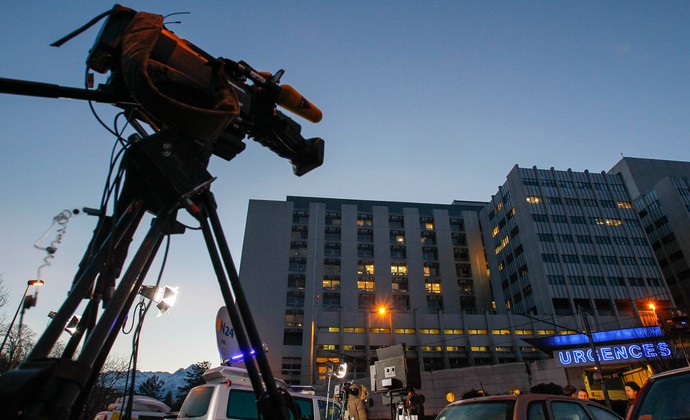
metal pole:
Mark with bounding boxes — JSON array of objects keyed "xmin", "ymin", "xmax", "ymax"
[{"xmin": 582, "ymin": 313, "xmax": 612, "ymax": 409}]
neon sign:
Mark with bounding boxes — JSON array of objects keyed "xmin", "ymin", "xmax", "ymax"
[{"xmin": 555, "ymin": 342, "xmax": 672, "ymax": 367}]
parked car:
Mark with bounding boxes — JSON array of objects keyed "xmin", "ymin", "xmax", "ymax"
[
  {"xmin": 93, "ymin": 395, "xmax": 172, "ymax": 420},
  {"xmin": 626, "ymin": 366, "xmax": 690, "ymax": 420},
  {"xmin": 177, "ymin": 366, "xmax": 341, "ymax": 420},
  {"xmin": 436, "ymin": 393, "xmax": 622, "ymax": 420}
]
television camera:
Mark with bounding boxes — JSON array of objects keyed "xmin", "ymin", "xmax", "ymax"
[{"xmin": 0, "ymin": 4, "xmax": 325, "ymax": 419}]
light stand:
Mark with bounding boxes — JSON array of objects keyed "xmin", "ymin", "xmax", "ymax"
[
  {"xmin": 0, "ymin": 280, "xmax": 44, "ymax": 366},
  {"xmin": 325, "ymin": 362, "xmax": 347, "ymax": 419}
]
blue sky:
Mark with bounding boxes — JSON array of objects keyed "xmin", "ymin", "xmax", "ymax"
[{"xmin": 1, "ymin": 1, "xmax": 689, "ymax": 373}]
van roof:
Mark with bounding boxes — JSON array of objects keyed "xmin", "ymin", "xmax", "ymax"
[{"xmin": 202, "ymin": 366, "xmax": 289, "ymax": 390}]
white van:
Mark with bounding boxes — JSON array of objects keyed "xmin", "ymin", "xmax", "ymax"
[
  {"xmin": 93, "ymin": 395, "xmax": 172, "ymax": 420},
  {"xmin": 177, "ymin": 366, "xmax": 341, "ymax": 420}
]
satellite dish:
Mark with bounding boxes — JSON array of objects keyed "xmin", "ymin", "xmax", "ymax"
[{"xmin": 215, "ymin": 306, "xmax": 240, "ymax": 362}]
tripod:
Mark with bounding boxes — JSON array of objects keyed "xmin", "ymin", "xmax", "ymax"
[{"xmin": 0, "ymin": 128, "xmax": 294, "ymax": 419}]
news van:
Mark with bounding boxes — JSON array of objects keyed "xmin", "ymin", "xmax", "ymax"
[{"xmin": 176, "ymin": 366, "xmax": 341, "ymax": 420}]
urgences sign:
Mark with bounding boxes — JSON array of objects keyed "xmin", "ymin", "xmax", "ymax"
[{"xmin": 555, "ymin": 342, "xmax": 672, "ymax": 367}]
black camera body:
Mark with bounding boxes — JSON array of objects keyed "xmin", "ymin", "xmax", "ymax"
[{"xmin": 87, "ymin": 4, "xmax": 324, "ymax": 176}]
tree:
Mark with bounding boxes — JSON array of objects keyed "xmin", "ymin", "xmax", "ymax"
[
  {"xmin": 175, "ymin": 361, "xmax": 211, "ymax": 409},
  {"xmin": 163, "ymin": 391, "xmax": 174, "ymax": 408},
  {"xmin": 138, "ymin": 374, "xmax": 165, "ymax": 400},
  {"xmin": 82, "ymin": 355, "xmax": 131, "ymax": 420}
]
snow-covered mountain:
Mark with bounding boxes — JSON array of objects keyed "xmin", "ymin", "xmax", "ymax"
[{"xmin": 110, "ymin": 365, "xmax": 195, "ymax": 401}]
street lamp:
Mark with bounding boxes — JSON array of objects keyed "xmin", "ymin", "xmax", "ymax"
[
  {"xmin": 325, "ymin": 361, "xmax": 347, "ymax": 418},
  {"xmin": 376, "ymin": 305, "xmax": 393, "ymax": 344},
  {"xmin": 0, "ymin": 280, "xmax": 45, "ymax": 362}
]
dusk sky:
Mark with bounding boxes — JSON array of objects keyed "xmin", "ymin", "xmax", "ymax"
[{"xmin": 1, "ymin": 1, "xmax": 689, "ymax": 374}]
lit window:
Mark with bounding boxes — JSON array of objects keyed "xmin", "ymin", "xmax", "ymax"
[
  {"xmin": 617, "ymin": 201, "xmax": 633, "ymax": 209},
  {"xmin": 537, "ymin": 329, "xmax": 555, "ymax": 335},
  {"xmin": 391, "ymin": 263, "xmax": 407, "ymax": 275},
  {"xmin": 425, "ymin": 280, "xmax": 442, "ymax": 294},
  {"xmin": 526, "ymin": 196, "xmax": 542, "ymax": 204},
  {"xmin": 492, "ymin": 225, "xmax": 500, "ymax": 237},
  {"xmin": 471, "ymin": 346, "xmax": 489, "ymax": 352},
  {"xmin": 595, "ymin": 218, "xmax": 623, "ymax": 226},
  {"xmin": 492, "ymin": 329, "xmax": 511, "ymax": 335},
  {"xmin": 357, "ymin": 277, "xmax": 375, "ymax": 292},
  {"xmin": 495, "ymin": 235, "xmax": 510, "ymax": 254},
  {"xmin": 468, "ymin": 329, "xmax": 487, "ymax": 335},
  {"xmin": 322, "ymin": 279, "xmax": 341, "ymax": 289},
  {"xmin": 444, "ymin": 329, "xmax": 465, "ymax": 335},
  {"xmin": 420, "ymin": 329, "xmax": 440, "ymax": 334}
]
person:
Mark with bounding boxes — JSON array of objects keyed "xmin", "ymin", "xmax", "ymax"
[
  {"xmin": 508, "ymin": 386, "xmax": 521, "ymax": 396},
  {"xmin": 406, "ymin": 389, "xmax": 425, "ymax": 418},
  {"xmin": 576, "ymin": 389, "xmax": 589, "ymax": 400},
  {"xmin": 624, "ymin": 381, "xmax": 641, "ymax": 416},
  {"xmin": 346, "ymin": 384, "xmax": 367, "ymax": 420},
  {"xmin": 563, "ymin": 385, "xmax": 577, "ymax": 397}
]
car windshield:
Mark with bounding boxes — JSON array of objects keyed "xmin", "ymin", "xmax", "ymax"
[
  {"xmin": 637, "ymin": 373, "xmax": 690, "ymax": 419},
  {"xmin": 437, "ymin": 401, "xmax": 514, "ymax": 420}
]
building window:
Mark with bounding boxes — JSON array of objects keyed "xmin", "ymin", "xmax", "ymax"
[
  {"xmin": 322, "ymin": 292, "xmax": 340, "ymax": 310},
  {"xmin": 452, "ymin": 233, "xmax": 468, "ymax": 246},
  {"xmin": 423, "ymin": 262, "xmax": 439, "ymax": 277},
  {"xmin": 284, "ymin": 311, "xmax": 303, "ymax": 327},
  {"xmin": 358, "ymin": 229, "xmax": 373, "ymax": 242},
  {"xmin": 323, "ymin": 259, "xmax": 341, "ymax": 275},
  {"xmin": 392, "ymin": 277, "xmax": 409, "ymax": 293},
  {"xmin": 423, "ymin": 247, "xmax": 438, "ymax": 261},
  {"xmin": 291, "ymin": 226, "xmax": 308, "ymax": 240},
  {"xmin": 531, "ymin": 214, "xmax": 549, "ymax": 223},
  {"xmin": 288, "ymin": 274, "xmax": 306, "ymax": 289},
  {"xmin": 425, "ymin": 279, "xmax": 442, "ymax": 294},
  {"xmin": 391, "ymin": 262, "xmax": 408, "ymax": 275},
  {"xmin": 526, "ymin": 196, "xmax": 542, "ymax": 204},
  {"xmin": 547, "ymin": 275, "xmax": 565, "ymax": 285},
  {"xmin": 390, "ymin": 245, "xmax": 406, "ymax": 259},
  {"xmin": 357, "ymin": 276, "xmax": 375, "ymax": 292},
  {"xmin": 289, "ymin": 257, "xmax": 307, "ymax": 272},
  {"xmin": 390, "ymin": 230, "xmax": 405, "ymax": 244},
  {"xmin": 595, "ymin": 218, "xmax": 623, "ymax": 227},
  {"xmin": 617, "ymin": 201, "xmax": 633, "ymax": 209},
  {"xmin": 421, "ymin": 231, "xmax": 436, "ymax": 245},
  {"xmin": 542, "ymin": 254, "xmax": 559, "ymax": 263},
  {"xmin": 450, "ymin": 218, "xmax": 465, "ymax": 231},
  {"xmin": 608, "ymin": 277, "xmax": 626, "ymax": 287},
  {"xmin": 427, "ymin": 295, "xmax": 443, "ymax": 312},
  {"xmin": 357, "ymin": 261, "xmax": 375, "ymax": 275},
  {"xmin": 283, "ymin": 331, "xmax": 303, "ymax": 346},
  {"xmin": 468, "ymin": 329, "xmax": 487, "ymax": 335},
  {"xmin": 324, "ymin": 242, "xmax": 341, "ymax": 257},
  {"xmin": 389, "ymin": 215, "xmax": 404, "ymax": 229},
  {"xmin": 286, "ymin": 291, "xmax": 305, "ymax": 308},
  {"xmin": 324, "ymin": 227, "xmax": 341, "ymax": 240},
  {"xmin": 357, "ymin": 214, "xmax": 373, "ymax": 227},
  {"xmin": 393, "ymin": 295, "xmax": 410, "ymax": 310},
  {"xmin": 358, "ymin": 244, "xmax": 374, "ymax": 258},
  {"xmin": 281, "ymin": 357, "xmax": 301, "ymax": 376},
  {"xmin": 326, "ymin": 212, "xmax": 341, "ymax": 225},
  {"xmin": 322, "ymin": 278, "xmax": 340, "ymax": 290}
]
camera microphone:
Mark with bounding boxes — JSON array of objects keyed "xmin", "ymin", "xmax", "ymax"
[{"xmin": 277, "ymin": 84, "xmax": 322, "ymax": 123}]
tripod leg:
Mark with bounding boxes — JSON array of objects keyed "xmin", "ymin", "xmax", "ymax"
[
  {"xmin": 28, "ymin": 199, "xmax": 145, "ymax": 360},
  {"xmin": 191, "ymin": 192, "xmax": 292, "ymax": 419}
]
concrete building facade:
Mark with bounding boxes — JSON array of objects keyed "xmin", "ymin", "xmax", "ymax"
[
  {"xmin": 609, "ymin": 157, "xmax": 690, "ymax": 310},
  {"xmin": 479, "ymin": 165, "xmax": 673, "ymax": 322}
]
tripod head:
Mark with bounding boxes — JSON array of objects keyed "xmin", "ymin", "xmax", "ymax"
[{"xmin": 35, "ymin": 4, "xmax": 325, "ymax": 176}]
